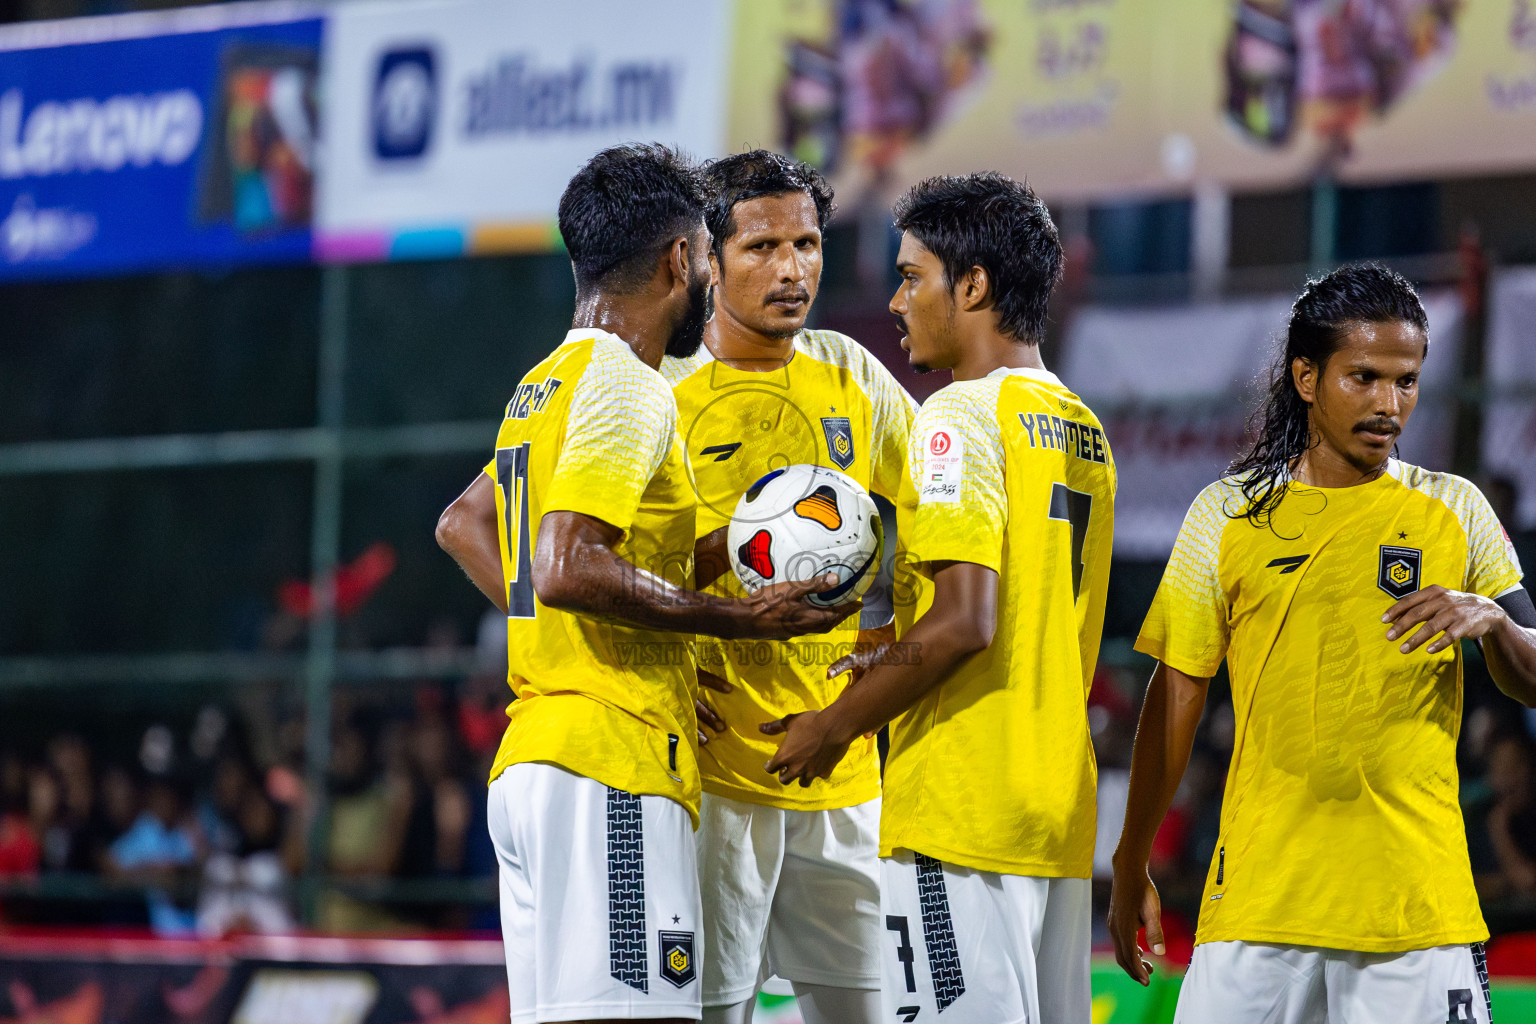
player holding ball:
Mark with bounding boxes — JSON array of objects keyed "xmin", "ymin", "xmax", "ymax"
[{"xmin": 663, "ymin": 150, "xmax": 916, "ymax": 1024}]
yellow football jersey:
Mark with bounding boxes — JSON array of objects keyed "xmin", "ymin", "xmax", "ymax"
[
  {"xmin": 486, "ymin": 329, "xmax": 701, "ymax": 821},
  {"xmin": 882, "ymin": 367, "xmax": 1116, "ymax": 876},
  {"xmin": 662, "ymin": 329, "xmax": 917, "ymax": 810},
  {"xmin": 1137, "ymin": 461, "xmax": 1526, "ymax": 952}
]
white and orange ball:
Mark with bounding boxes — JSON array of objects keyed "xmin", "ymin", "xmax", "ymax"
[{"xmin": 727, "ymin": 464, "xmax": 883, "ymax": 608}]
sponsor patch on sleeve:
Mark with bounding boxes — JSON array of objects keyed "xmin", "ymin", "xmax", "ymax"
[{"xmin": 919, "ymin": 425, "xmax": 963, "ymax": 504}]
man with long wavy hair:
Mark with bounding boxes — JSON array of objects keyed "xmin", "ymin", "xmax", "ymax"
[{"xmin": 1107, "ymin": 263, "xmax": 1536, "ymax": 1022}]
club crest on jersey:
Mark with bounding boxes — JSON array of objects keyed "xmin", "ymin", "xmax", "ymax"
[
  {"xmin": 1378, "ymin": 545, "xmax": 1422, "ymax": 600},
  {"xmin": 659, "ymin": 930, "xmax": 695, "ymax": 987},
  {"xmin": 822, "ymin": 417, "xmax": 855, "ymax": 469}
]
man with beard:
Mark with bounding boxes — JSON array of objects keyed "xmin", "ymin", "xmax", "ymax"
[
  {"xmin": 436, "ymin": 144, "xmax": 850, "ymax": 1024},
  {"xmin": 661, "ymin": 150, "xmax": 916, "ymax": 1024}
]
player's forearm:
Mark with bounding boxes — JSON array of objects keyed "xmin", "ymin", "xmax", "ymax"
[
  {"xmin": 1113, "ymin": 662, "xmax": 1209, "ymax": 871},
  {"xmin": 436, "ymin": 477, "xmax": 509, "ymax": 613},
  {"xmin": 820, "ymin": 612, "xmax": 986, "ymax": 743},
  {"xmin": 693, "ymin": 527, "xmax": 730, "ymax": 590},
  {"xmin": 538, "ymin": 538, "xmax": 748, "ymax": 637},
  {"xmin": 1485, "ymin": 616, "xmax": 1536, "ymax": 707}
]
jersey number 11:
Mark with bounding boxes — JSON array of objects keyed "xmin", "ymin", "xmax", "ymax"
[{"xmin": 496, "ymin": 443, "xmax": 537, "ymax": 619}]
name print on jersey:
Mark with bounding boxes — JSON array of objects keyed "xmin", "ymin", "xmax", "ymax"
[
  {"xmin": 1018, "ymin": 411, "xmax": 1107, "ymax": 465},
  {"xmin": 504, "ymin": 377, "xmax": 564, "ymax": 420}
]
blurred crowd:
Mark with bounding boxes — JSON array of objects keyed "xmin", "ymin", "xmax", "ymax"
[
  {"xmin": 11, "ymin": 656, "xmax": 1536, "ymax": 941},
  {"xmin": 0, "ymin": 615, "xmax": 511, "ymax": 936}
]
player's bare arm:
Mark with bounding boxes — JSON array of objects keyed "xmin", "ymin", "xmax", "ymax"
[
  {"xmin": 1107, "ymin": 661, "xmax": 1210, "ymax": 986},
  {"xmin": 693, "ymin": 526, "xmax": 730, "ymax": 590},
  {"xmin": 761, "ymin": 560, "xmax": 996, "ymax": 786},
  {"xmin": 436, "ymin": 473, "xmax": 509, "ymax": 614},
  {"xmin": 1385, "ymin": 585, "xmax": 1536, "ymax": 705},
  {"xmin": 534, "ymin": 509, "xmax": 856, "ymax": 640},
  {"xmin": 437, "ymin": 484, "xmax": 855, "ymax": 641}
]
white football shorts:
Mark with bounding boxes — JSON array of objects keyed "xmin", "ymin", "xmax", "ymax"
[
  {"xmin": 695, "ymin": 792, "xmax": 882, "ymax": 1005},
  {"xmin": 879, "ymin": 850, "xmax": 1090, "ymax": 1024},
  {"xmin": 488, "ymin": 762, "xmax": 702, "ymax": 1023},
  {"xmin": 1174, "ymin": 940, "xmax": 1493, "ymax": 1024}
]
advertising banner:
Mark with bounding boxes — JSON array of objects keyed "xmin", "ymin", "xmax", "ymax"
[
  {"xmin": 0, "ymin": 933, "xmax": 510, "ymax": 1024},
  {"xmin": 728, "ymin": 0, "xmax": 1536, "ymax": 205},
  {"xmin": 0, "ymin": 4, "xmax": 322, "ymax": 280},
  {"xmin": 1062, "ymin": 290, "xmax": 1463, "ymax": 557},
  {"xmin": 314, "ymin": 0, "xmax": 732, "ymax": 262},
  {"xmin": 1484, "ymin": 267, "xmax": 1536, "ymax": 531}
]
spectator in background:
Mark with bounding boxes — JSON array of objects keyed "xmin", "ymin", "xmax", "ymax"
[
  {"xmin": 1476, "ymin": 731, "xmax": 1536, "ymax": 897},
  {"xmin": 398, "ymin": 714, "xmax": 471, "ymax": 881},
  {"xmin": 95, "ymin": 764, "xmax": 141, "ymax": 867},
  {"xmin": 197, "ymin": 786, "xmax": 299, "ymax": 936},
  {"xmin": 107, "ymin": 774, "xmax": 200, "ymax": 935},
  {"xmin": 317, "ymin": 720, "xmax": 411, "ymax": 932},
  {"xmin": 196, "ymin": 753, "xmax": 254, "ymax": 857},
  {"xmin": 27, "ymin": 766, "xmax": 65, "ymax": 872},
  {"xmin": 0, "ymin": 761, "xmax": 40, "ymax": 879},
  {"xmin": 107, "ymin": 775, "xmax": 197, "ymax": 877},
  {"xmin": 45, "ymin": 735, "xmax": 99, "ymax": 872}
]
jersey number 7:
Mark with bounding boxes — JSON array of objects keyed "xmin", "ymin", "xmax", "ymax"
[
  {"xmin": 495, "ymin": 442, "xmax": 537, "ymax": 619},
  {"xmin": 1049, "ymin": 482, "xmax": 1092, "ymax": 601}
]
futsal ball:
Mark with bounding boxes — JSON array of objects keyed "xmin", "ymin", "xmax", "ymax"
[{"xmin": 727, "ymin": 464, "xmax": 883, "ymax": 608}]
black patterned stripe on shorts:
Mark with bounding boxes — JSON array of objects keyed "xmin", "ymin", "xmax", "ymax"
[
  {"xmin": 914, "ymin": 852, "xmax": 965, "ymax": 1011},
  {"xmin": 607, "ymin": 787, "xmax": 648, "ymax": 993},
  {"xmin": 1473, "ymin": 941, "xmax": 1492, "ymax": 1022}
]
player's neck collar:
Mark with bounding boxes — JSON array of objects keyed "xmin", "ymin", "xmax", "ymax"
[{"xmin": 985, "ymin": 364, "xmax": 1063, "ymax": 388}]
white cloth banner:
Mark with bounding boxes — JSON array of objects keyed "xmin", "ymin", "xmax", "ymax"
[
  {"xmin": 1484, "ymin": 268, "xmax": 1536, "ymax": 530},
  {"xmin": 1063, "ymin": 291, "xmax": 1464, "ymax": 558},
  {"xmin": 315, "ymin": 0, "xmax": 731, "ymax": 260}
]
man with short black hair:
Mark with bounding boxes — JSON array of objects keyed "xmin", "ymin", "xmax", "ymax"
[
  {"xmin": 765, "ymin": 172, "xmax": 1115, "ymax": 1022},
  {"xmin": 437, "ymin": 144, "xmax": 850, "ymax": 1024},
  {"xmin": 663, "ymin": 149, "xmax": 915, "ymax": 1024}
]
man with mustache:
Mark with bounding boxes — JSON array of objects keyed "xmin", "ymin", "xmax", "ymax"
[
  {"xmin": 435, "ymin": 144, "xmax": 849, "ymax": 1024},
  {"xmin": 661, "ymin": 150, "xmax": 916, "ymax": 1024},
  {"xmin": 1108, "ymin": 263, "xmax": 1536, "ymax": 1023}
]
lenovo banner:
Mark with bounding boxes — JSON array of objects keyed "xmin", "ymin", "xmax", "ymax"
[{"xmin": 0, "ymin": 4, "xmax": 322, "ymax": 280}]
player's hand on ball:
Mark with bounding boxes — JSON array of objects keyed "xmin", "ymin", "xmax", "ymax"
[
  {"xmin": 738, "ymin": 575, "xmax": 860, "ymax": 639},
  {"xmin": 695, "ymin": 670, "xmax": 731, "ymax": 746},
  {"xmin": 1107, "ymin": 861, "xmax": 1165, "ymax": 986},
  {"xmin": 761, "ymin": 710, "xmax": 850, "ymax": 787},
  {"xmin": 1383, "ymin": 585, "xmax": 1504, "ymax": 655}
]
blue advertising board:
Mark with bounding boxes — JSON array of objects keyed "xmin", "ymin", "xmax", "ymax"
[{"xmin": 0, "ymin": 8, "xmax": 322, "ymax": 280}]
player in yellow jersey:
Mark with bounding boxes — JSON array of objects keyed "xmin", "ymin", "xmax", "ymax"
[
  {"xmin": 1108, "ymin": 264, "xmax": 1536, "ymax": 1024},
  {"xmin": 765, "ymin": 173, "xmax": 1115, "ymax": 1022},
  {"xmin": 660, "ymin": 151, "xmax": 917, "ymax": 1024},
  {"xmin": 435, "ymin": 145, "xmax": 850, "ymax": 1024}
]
